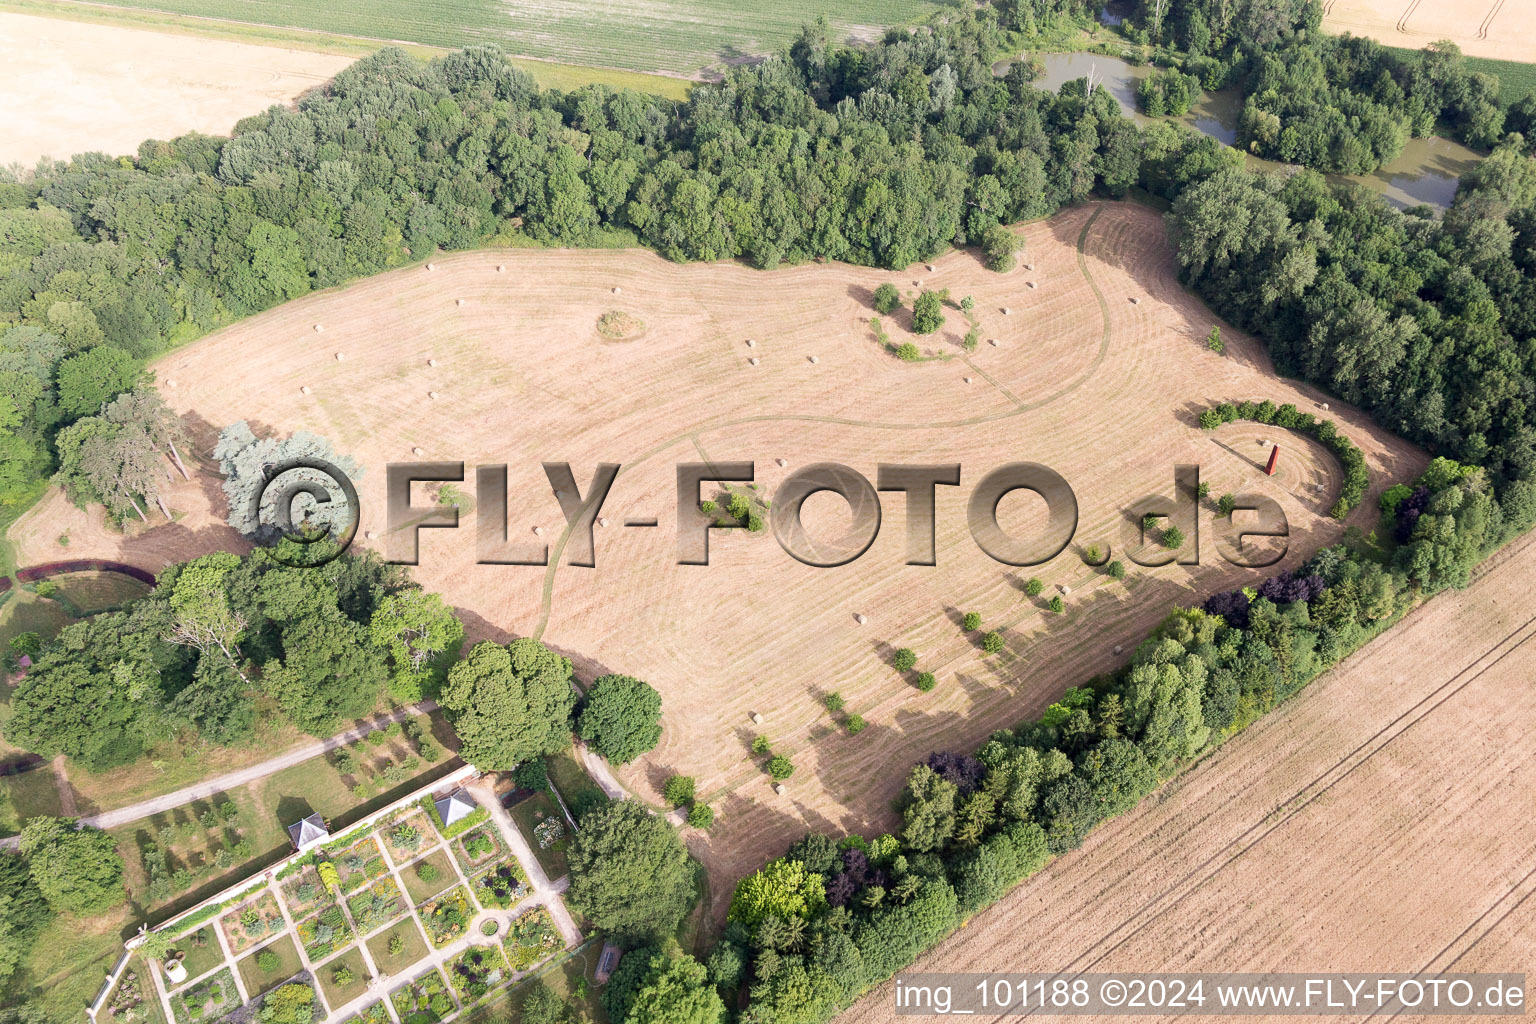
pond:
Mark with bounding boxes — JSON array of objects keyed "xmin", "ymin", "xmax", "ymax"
[{"xmin": 999, "ymin": 51, "xmax": 1480, "ymax": 210}]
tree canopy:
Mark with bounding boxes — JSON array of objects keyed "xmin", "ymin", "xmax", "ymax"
[
  {"xmin": 577, "ymin": 674, "xmax": 663, "ymax": 765},
  {"xmin": 565, "ymin": 800, "xmax": 695, "ymax": 943},
  {"xmin": 437, "ymin": 638, "xmax": 577, "ymax": 770}
]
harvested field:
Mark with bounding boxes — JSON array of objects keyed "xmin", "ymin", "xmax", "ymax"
[
  {"xmin": 840, "ymin": 522, "xmax": 1536, "ymax": 1023},
  {"xmin": 1322, "ymin": 0, "xmax": 1536, "ymax": 64},
  {"xmin": 0, "ymin": 11, "xmax": 351, "ymax": 167},
  {"xmin": 14, "ymin": 202, "xmax": 1426, "ymax": 913}
]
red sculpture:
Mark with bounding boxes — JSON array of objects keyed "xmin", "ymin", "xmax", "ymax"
[{"xmin": 1265, "ymin": 444, "xmax": 1279, "ymax": 475}]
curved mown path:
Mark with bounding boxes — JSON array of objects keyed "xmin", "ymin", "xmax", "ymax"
[{"xmin": 530, "ymin": 206, "xmax": 1112, "ymax": 638}]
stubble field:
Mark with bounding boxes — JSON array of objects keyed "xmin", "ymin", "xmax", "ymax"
[
  {"xmin": 1322, "ymin": 0, "xmax": 1536, "ymax": 64},
  {"xmin": 0, "ymin": 10, "xmax": 353, "ymax": 167},
  {"xmin": 839, "ymin": 513, "xmax": 1536, "ymax": 1024},
  {"xmin": 13, "ymin": 202, "xmax": 1426, "ymax": 912}
]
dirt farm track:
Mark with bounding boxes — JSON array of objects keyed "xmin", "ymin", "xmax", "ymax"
[
  {"xmin": 13, "ymin": 202, "xmax": 1427, "ymax": 912},
  {"xmin": 840, "ymin": 512, "xmax": 1536, "ymax": 1024}
]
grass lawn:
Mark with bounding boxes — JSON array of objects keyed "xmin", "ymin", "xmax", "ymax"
[
  {"xmin": 237, "ymin": 934, "xmax": 303, "ymax": 998},
  {"xmin": 0, "ymin": 765, "xmax": 63, "ymax": 836},
  {"xmin": 401, "ymin": 847, "xmax": 456, "ymax": 905},
  {"xmin": 507, "ymin": 792, "xmax": 569, "ymax": 879},
  {"xmin": 318, "ymin": 946, "xmax": 372, "ymax": 1008},
  {"xmin": 7, "ymin": 907, "xmax": 131, "ymax": 1023},
  {"xmin": 546, "ymin": 752, "xmax": 609, "ymax": 820},
  {"xmin": 170, "ymin": 925, "xmax": 225, "ymax": 982},
  {"xmin": 4, "ymin": 0, "xmax": 941, "ymax": 76},
  {"xmin": 366, "ymin": 919, "xmax": 429, "ymax": 981}
]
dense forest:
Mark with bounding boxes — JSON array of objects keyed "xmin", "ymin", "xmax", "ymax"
[
  {"xmin": 1120, "ymin": 0, "xmax": 1506, "ymax": 170},
  {"xmin": 2, "ymin": 1, "xmax": 1536, "ymax": 1020},
  {"xmin": 0, "ymin": 10, "xmax": 1239, "ymax": 519}
]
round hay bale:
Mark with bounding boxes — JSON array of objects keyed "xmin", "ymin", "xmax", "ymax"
[
  {"xmin": 428, "ymin": 358, "xmax": 438, "ymax": 367},
  {"xmin": 1113, "ymin": 644, "xmax": 1123, "ymax": 655},
  {"xmin": 335, "ymin": 352, "xmax": 344, "ymax": 362},
  {"xmin": 1027, "ymin": 281, "xmax": 1037, "ymax": 289},
  {"xmin": 963, "ymin": 376, "xmax": 974, "ymax": 384},
  {"xmin": 808, "ymin": 355, "xmax": 819, "ymax": 364},
  {"xmin": 612, "ymin": 286, "xmax": 622, "ymax": 295},
  {"xmin": 533, "ymin": 526, "xmax": 543, "ymax": 536},
  {"xmin": 1060, "ymin": 584, "xmax": 1071, "ymax": 595},
  {"xmin": 428, "ymin": 391, "xmax": 440, "ymax": 400},
  {"xmin": 598, "ymin": 517, "xmax": 608, "ymax": 528},
  {"xmin": 776, "ymin": 458, "xmax": 788, "ymax": 467},
  {"xmin": 426, "ymin": 262, "xmax": 435, "ymax": 271},
  {"xmin": 1129, "ymin": 296, "xmax": 1140, "ymax": 305},
  {"xmin": 774, "ymin": 783, "xmax": 788, "ymax": 796},
  {"xmin": 412, "ymin": 447, "xmax": 425, "ymax": 456},
  {"xmin": 496, "ymin": 264, "xmax": 505, "ymax": 272},
  {"xmin": 1023, "ymin": 263, "xmax": 1034, "ymax": 271},
  {"xmin": 925, "ymin": 263, "xmax": 935, "ymax": 272},
  {"xmin": 989, "ymin": 338, "xmax": 999, "ymax": 347},
  {"xmin": 855, "ymin": 613, "xmax": 867, "ymax": 625},
  {"xmin": 745, "ymin": 339, "xmax": 755, "ymax": 348},
  {"xmin": 913, "ymin": 279, "xmax": 922, "ymax": 286},
  {"xmin": 314, "ymin": 324, "xmax": 324, "ymax": 333},
  {"xmin": 751, "ymin": 712, "xmax": 764, "ymax": 725},
  {"xmin": 1002, "ymin": 307, "xmax": 1012, "ymax": 315},
  {"xmin": 300, "ymin": 385, "xmax": 311, "ymax": 395},
  {"xmin": 748, "ymin": 357, "xmax": 759, "ymax": 366},
  {"xmin": 455, "ymin": 298, "xmax": 465, "ymax": 307},
  {"xmin": 166, "ymin": 378, "xmax": 177, "ymax": 388},
  {"xmin": 365, "ymin": 531, "xmax": 377, "ymax": 541},
  {"xmin": 1321, "ymin": 401, "xmax": 1330, "ymax": 411}
]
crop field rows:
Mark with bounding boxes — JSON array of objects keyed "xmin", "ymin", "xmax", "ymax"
[{"xmin": 79, "ymin": 0, "xmax": 943, "ymax": 75}]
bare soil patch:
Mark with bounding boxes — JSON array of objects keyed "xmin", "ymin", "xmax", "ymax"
[
  {"xmin": 16, "ymin": 202, "xmax": 1425, "ymax": 915},
  {"xmin": 0, "ymin": 11, "xmax": 352, "ymax": 167}
]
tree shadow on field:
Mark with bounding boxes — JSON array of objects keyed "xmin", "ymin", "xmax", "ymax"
[
  {"xmin": 452, "ymin": 606, "xmax": 517, "ymax": 647},
  {"xmin": 845, "ymin": 283, "xmax": 877, "ymax": 312},
  {"xmin": 119, "ymin": 522, "xmax": 247, "ymax": 572},
  {"xmin": 540, "ymin": 639, "xmax": 615, "ymax": 694}
]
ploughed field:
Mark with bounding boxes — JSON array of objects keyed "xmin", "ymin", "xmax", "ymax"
[{"xmin": 14, "ymin": 202, "xmax": 1425, "ymax": 911}]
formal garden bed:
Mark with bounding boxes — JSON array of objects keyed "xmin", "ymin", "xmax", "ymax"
[
  {"xmin": 220, "ymin": 890, "xmax": 284, "ymax": 955},
  {"xmin": 507, "ymin": 793, "xmax": 569, "ymax": 878},
  {"xmin": 504, "ymin": 906, "xmax": 560, "ymax": 973},
  {"xmin": 168, "ymin": 966, "xmax": 237, "ymax": 1024},
  {"xmin": 343, "ymin": 1003, "xmax": 390, "ymax": 1024},
  {"xmin": 279, "ymin": 867, "xmax": 331, "ymax": 919},
  {"xmin": 444, "ymin": 944, "xmax": 509, "ymax": 1003},
  {"xmin": 470, "ymin": 860, "xmax": 529, "ymax": 911},
  {"xmin": 296, "ymin": 903, "xmax": 353, "ymax": 962},
  {"xmin": 103, "ymin": 961, "xmax": 152, "ymax": 1022},
  {"xmin": 390, "ymin": 967, "xmax": 456, "ymax": 1024},
  {"xmin": 346, "ymin": 877, "xmax": 406, "ymax": 934},
  {"xmin": 382, "ymin": 812, "xmax": 435, "ymax": 867},
  {"xmin": 451, "ymin": 826, "xmax": 502, "ymax": 874},
  {"xmin": 332, "ymin": 835, "xmax": 389, "ymax": 893},
  {"xmin": 418, "ymin": 886, "xmax": 473, "ymax": 948},
  {"xmin": 236, "ymin": 935, "xmax": 302, "ymax": 999}
]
